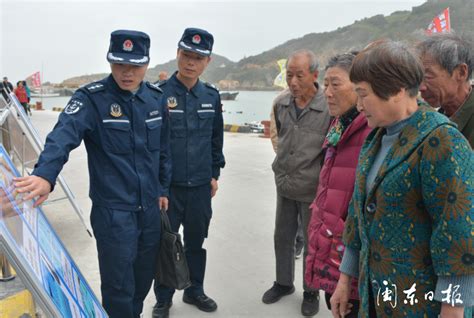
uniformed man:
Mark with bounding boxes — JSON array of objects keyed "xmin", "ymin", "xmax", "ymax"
[
  {"xmin": 13, "ymin": 30, "xmax": 171, "ymax": 318},
  {"xmin": 152, "ymin": 27, "xmax": 225, "ymax": 318}
]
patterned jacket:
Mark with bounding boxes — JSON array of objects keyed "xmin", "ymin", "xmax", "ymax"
[{"xmin": 343, "ymin": 105, "xmax": 473, "ymax": 317}]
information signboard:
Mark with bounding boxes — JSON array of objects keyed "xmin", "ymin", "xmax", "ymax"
[{"xmin": 0, "ymin": 145, "xmax": 107, "ymax": 318}]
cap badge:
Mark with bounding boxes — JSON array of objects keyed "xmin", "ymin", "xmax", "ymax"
[
  {"xmin": 167, "ymin": 97, "xmax": 178, "ymax": 109},
  {"xmin": 192, "ymin": 35, "xmax": 201, "ymax": 45},
  {"xmin": 123, "ymin": 39, "xmax": 133, "ymax": 52},
  {"xmin": 110, "ymin": 103, "xmax": 123, "ymax": 117}
]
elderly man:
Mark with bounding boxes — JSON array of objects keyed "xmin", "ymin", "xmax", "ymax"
[
  {"xmin": 418, "ymin": 34, "xmax": 474, "ymax": 146},
  {"xmin": 263, "ymin": 49, "xmax": 331, "ymax": 317},
  {"xmin": 157, "ymin": 71, "xmax": 168, "ymax": 83}
]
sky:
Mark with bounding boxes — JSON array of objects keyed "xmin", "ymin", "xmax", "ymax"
[{"xmin": 1, "ymin": 0, "xmax": 426, "ymax": 83}]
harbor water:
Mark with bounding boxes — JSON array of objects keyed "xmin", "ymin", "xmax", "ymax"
[{"xmin": 32, "ymin": 91, "xmax": 280, "ymax": 125}]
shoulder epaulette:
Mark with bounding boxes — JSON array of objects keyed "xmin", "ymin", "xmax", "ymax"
[
  {"xmin": 204, "ymin": 82, "xmax": 219, "ymax": 92},
  {"xmin": 147, "ymin": 81, "xmax": 163, "ymax": 93},
  {"xmin": 85, "ymin": 82, "xmax": 105, "ymax": 93},
  {"xmin": 157, "ymin": 80, "xmax": 168, "ymax": 87}
]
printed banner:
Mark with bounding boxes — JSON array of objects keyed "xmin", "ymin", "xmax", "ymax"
[
  {"xmin": 273, "ymin": 59, "xmax": 288, "ymax": 89},
  {"xmin": 426, "ymin": 8, "xmax": 451, "ymax": 34}
]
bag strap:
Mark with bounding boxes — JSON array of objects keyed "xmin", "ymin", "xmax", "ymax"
[{"xmin": 160, "ymin": 209, "xmax": 173, "ymax": 232}]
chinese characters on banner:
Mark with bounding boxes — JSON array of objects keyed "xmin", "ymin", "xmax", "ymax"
[
  {"xmin": 426, "ymin": 8, "xmax": 451, "ymax": 35},
  {"xmin": 0, "ymin": 146, "xmax": 108, "ymax": 318}
]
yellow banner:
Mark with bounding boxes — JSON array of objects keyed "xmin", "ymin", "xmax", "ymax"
[{"xmin": 273, "ymin": 59, "xmax": 288, "ymax": 89}]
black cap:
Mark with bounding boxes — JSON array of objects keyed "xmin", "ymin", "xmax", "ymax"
[
  {"xmin": 178, "ymin": 27, "xmax": 213, "ymax": 57},
  {"xmin": 107, "ymin": 30, "xmax": 150, "ymax": 66}
]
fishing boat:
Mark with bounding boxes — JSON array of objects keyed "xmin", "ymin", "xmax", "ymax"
[
  {"xmin": 219, "ymin": 91, "xmax": 239, "ymax": 101},
  {"xmin": 31, "ymin": 88, "xmax": 60, "ymax": 97},
  {"xmin": 31, "ymin": 92, "xmax": 60, "ymax": 98},
  {"xmin": 244, "ymin": 121, "xmax": 264, "ymax": 133}
]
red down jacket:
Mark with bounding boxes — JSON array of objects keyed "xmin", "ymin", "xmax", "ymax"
[{"xmin": 305, "ymin": 113, "xmax": 371, "ymax": 299}]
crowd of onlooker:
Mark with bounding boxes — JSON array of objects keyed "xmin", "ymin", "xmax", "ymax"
[
  {"xmin": 267, "ymin": 33, "xmax": 473, "ymax": 318},
  {"xmin": 2, "ymin": 76, "xmax": 32, "ymax": 115}
]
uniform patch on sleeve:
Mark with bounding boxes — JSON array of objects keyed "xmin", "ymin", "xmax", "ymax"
[{"xmin": 64, "ymin": 99, "xmax": 84, "ymax": 115}]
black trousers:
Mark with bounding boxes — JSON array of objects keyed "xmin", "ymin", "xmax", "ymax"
[{"xmin": 154, "ymin": 184, "xmax": 212, "ymax": 302}]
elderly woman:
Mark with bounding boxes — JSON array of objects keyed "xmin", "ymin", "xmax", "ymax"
[
  {"xmin": 330, "ymin": 41, "xmax": 473, "ymax": 318},
  {"xmin": 305, "ymin": 52, "xmax": 371, "ymax": 317}
]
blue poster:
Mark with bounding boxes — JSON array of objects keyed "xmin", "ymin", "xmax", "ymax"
[{"xmin": 0, "ymin": 145, "xmax": 107, "ymax": 318}]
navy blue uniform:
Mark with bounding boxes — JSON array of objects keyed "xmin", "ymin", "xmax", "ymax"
[
  {"xmin": 33, "ymin": 75, "xmax": 171, "ymax": 317},
  {"xmin": 154, "ymin": 72, "xmax": 225, "ymax": 301}
]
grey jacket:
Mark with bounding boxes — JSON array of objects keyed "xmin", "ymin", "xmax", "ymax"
[{"xmin": 271, "ymin": 86, "xmax": 331, "ymax": 203}]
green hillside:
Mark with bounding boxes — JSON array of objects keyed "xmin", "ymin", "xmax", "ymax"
[
  {"xmin": 231, "ymin": 0, "xmax": 473, "ymax": 89},
  {"xmin": 61, "ymin": 0, "xmax": 473, "ymax": 90}
]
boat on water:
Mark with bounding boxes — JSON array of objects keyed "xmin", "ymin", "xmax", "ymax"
[
  {"xmin": 31, "ymin": 88, "xmax": 61, "ymax": 97},
  {"xmin": 31, "ymin": 92, "xmax": 60, "ymax": 97},
  {"xmin": 244, "ymin": 121, "xmax": 264, "ymax": 133},
  {"xmin": 220, "ymin": 91, "xmax": 239, "ymax": 101}
]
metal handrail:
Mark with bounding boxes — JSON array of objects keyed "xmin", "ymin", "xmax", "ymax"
[{"xmin": 0, "ymin": 89, "xmax": 92, "ymax": 236}]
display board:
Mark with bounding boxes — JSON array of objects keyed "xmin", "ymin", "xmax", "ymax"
[{"xmin": 0, "ymin": 144, "xmax": 107, "ymax": 318}]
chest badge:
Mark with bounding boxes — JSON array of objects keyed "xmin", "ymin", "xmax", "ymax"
[
  {"xmin": 167, "ymin": 97, "xmax": 178, "ymax": 109},
  {"xmin": 110, "ymin": 103, "xmax": 123, "ymax": 117}
]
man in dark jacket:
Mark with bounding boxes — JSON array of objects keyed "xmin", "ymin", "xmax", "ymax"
[
  {"xmin": 2, "ymin": 77, "xmax": 14, "ymax": 93},
  {"xmin": 152, "ymin": 27, "xmax": 225, "ymax": 318},
  {"xmin": 14, "ymin": 30, "xmax": 172, "ymax": 318}
]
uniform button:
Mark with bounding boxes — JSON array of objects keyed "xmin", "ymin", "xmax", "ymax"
[
  {"xmin": 131, "ymin": 98, "xmax": 135, "ymax": 102},
  {"xmin": 290, "ymin": 151, "xmax": 294, "ymax": 155},
  {"xmin": 285, "ymin": 175, "xmax": 289, "ymax": 179},
  {"xmin": 138, "ymin": 205, "xmax": 142, "ymax": 210},
  {"xmin": 366, "ymin": 203, "xmax": 376, "ymax": 214},
  {"xmin": 188, "ymin": 181, "xmax": 192, "ymax": 185}
]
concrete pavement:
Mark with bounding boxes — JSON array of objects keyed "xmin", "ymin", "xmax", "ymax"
[{"xmin": 30, "ymin": 110, "xmax": 333, "ymax": 318}]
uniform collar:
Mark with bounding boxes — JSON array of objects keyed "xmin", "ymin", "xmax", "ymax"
[
  {"xmin": 170, "ymin": 71, "xmax": 204, "ymax": 97},
  {"xmin": 107, "ymin": 75, "xmax": 146, "ymax": 103}
]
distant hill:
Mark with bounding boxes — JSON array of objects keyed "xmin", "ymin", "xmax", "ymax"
[
  {"xmin": 61, "ymin": 0, "xmax": 473, "ymax": 90},
  {"xmin": 146, "ymin": 54, "xmax": 238, "ymax": 86},
  {"xmin": 61, "ymin": 54, "xmax": 237, "ymax": 88}
]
